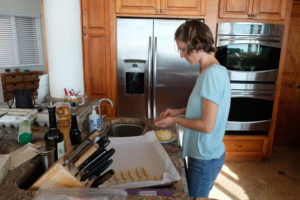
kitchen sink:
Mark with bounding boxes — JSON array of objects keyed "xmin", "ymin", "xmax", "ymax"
[{"xmin": 106, "ymin": 123, "xmax": 144, "ymax": 137}]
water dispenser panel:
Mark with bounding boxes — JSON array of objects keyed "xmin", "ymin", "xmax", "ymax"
[
  {"xmin": 125, "ymin": 62, "xmax": 144, "ymax": 94},
  {"xmin": 126, "ymin": 72, "xmax": 144, "ymax": 94}
]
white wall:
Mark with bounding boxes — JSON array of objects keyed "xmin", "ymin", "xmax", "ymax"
[
  {"xmin": 0, "ymin": 0, "xmax": 42, "ymax": 16},
  {"xmin": 0, "ymin": 0, "xmax": 46, "ymax": 103}
]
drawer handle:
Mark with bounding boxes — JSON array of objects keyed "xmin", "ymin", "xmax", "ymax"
[{"xmin": 234, "ymin": 144, "xmax": 243, "ymax": 148}]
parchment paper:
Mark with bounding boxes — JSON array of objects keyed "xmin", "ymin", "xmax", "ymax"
[{"xmin": 99, "ymin": 131, "xmax": 180, "ymax": 189}]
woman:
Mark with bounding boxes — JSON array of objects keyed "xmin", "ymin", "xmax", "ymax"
[{"xmin": 155, "ymin": 19, "xmax": 231, "ymax": 198}]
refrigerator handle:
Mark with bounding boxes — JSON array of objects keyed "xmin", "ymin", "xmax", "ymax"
[
  {"xmin": 124, "ymin": 59, "xmax": 146, "ymax": 63},
  {"xmin": 147, "ymin": 36, "xmax": 152, "ymax": 119},
  {"xmin": 153, "ymin": 36, "xmax": 158, "ymax": 119}
]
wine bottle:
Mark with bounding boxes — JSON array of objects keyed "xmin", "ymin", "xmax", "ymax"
[
  {"xmin": 69, "ymin": 113, "xmax": 81, "ymax": 146},
  {"xmin": 45, "ymin": 106, "xmax": 65, "ymax": 161}
]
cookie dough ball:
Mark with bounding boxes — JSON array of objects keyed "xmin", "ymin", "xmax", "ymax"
[{"xmin": 155, "ymin": 129, "xmax": 172, "ymax": 141}]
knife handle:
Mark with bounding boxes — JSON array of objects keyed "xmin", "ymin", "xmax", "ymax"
[
  {"xmin": 74, "ymin": 143, "xmax": 99, "ymax": 168},
  {"xmin": 86, "ymin": 148, "xmax": 115, "ymax": 172},
  {"xmin": 79, "ymin": 140, "xmax": 110, "ymax": 171},
  {"xmin": 63, "ymin": 138, "xmax": 92, "ymax": 166},
  {"xmin": 96, "ymin": 135, "xmax": 109, "ymax": 147},
  {"xmin": 91, "ymin": 169, "xmax": 115, "ymax": 187},
  {"xmin": 81, "ymin": 159, "xmax": 113, "ymax": 182},
  {"xmin": 78, "ymin": 149, "xmax": 107, "ymax": 173},
  {"xmin": 93, "ymin": 159, "xmax": 113, "ymax": 178}
]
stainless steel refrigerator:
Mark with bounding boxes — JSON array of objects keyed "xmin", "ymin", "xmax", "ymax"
[{"xmin": 117, "ymin": 18, "xmax": 200, "ymax": 119}]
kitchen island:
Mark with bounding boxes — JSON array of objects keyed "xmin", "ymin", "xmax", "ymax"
[{"xmin": 0, "ymin": 117, "xmax": 191, "ymax": 199}]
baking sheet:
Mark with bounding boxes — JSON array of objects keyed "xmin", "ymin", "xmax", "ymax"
[{"xmin": 99, "ymin": 131, "xmax": 180, "ymax": 189}]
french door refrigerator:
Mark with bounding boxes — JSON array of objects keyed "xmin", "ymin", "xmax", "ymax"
[{"xmin": 117, "ymin": 18, "xmax": 200, "ymax": 119}]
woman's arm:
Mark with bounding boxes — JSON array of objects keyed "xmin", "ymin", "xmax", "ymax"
[{"xmin": 155, "ymin": 98, "xmax": 218, "ymax": 134}]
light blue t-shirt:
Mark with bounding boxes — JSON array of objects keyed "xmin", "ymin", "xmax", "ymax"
[{"xmin": 182, "ymin": 64, "xmax": 231, "ymax": 160}]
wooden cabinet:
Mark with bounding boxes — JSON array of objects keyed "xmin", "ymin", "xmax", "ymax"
[
  {"xmin": 1, "ymin": 71, "xmax": 40, "ymax": 102},
  {"xmin": 219, "ymin": 0, "xmax": 287, "ymax": 20},
  {"xmin": 81, "ymin": 0, "xmax": 116, "ymax": 116},
  {"xmin": 116, "ymin": 0, "xmax": 206, "ymax": 16},
  {"xmin": 224, "ymin": 135, "xmax": 268, "ymax": 161},
  {"xmin": 274, "ymin": 1, "xmax": 300, "ymax": 146}
]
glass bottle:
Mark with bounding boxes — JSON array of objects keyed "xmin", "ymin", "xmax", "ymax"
[
  {"xmin": 44, "ymin": 106, "xmax": 65, "ymax": 161},
  {"xmin": 69, "ymin": 113, "xmax": 81, "ymax": 146}
]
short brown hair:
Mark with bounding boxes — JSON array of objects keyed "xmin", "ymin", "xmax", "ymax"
[{"xmin": 175, "ymin": 19, "xmax": 215, "ymax": 55}]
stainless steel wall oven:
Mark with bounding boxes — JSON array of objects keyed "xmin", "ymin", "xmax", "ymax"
[{"xmin": 216, "ymin": 22, "xmax": 284, "ymax": 135}]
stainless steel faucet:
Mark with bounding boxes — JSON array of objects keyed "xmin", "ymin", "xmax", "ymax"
[{"xmin": 98, "ymin": 98, "xmax": 114, "ymax": 130}]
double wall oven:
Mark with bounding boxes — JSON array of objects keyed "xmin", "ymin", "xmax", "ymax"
[{"xmin": 216, "ymin": 22, "xmax": 284, "ymax": 135}]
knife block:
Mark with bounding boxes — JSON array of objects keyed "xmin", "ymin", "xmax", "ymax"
[
  {"xmin": 30, "ymin": 162, "xmax": 83, "ymax": 190},
  {"xmin": 30, "ymin": 130, "xmax": 101, "ymax": 190}
]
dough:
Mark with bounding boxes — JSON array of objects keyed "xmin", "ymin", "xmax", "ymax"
[{"xmin": 155, "ymin": 129, "xmax": 173, "ymax": 141}]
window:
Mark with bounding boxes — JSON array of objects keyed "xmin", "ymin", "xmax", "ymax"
[{"xmin": 0, "ymin": 15, "xmax": 43, "ymax": 68}]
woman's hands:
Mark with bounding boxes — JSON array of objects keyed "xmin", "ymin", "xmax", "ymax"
[
  {"xmin": 160, "ymin": 108, "xmax": 185, "ymax": 119},
  {"xmin": 155, "ymin": 108, "xmax": 185, "ymax": 128},
  {"xmin": 154, "ymin": 117, "xmax": 175, "ymax": 128}
]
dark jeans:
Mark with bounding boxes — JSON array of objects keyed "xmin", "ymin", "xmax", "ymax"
[{"xmin": 187, "ymin": 152, "xmax": 225, "ymax": 197}]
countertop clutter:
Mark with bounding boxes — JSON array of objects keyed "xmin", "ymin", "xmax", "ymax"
[{"xmin": 0, "ymin": 116, "xmax": 189, "ymax": 200}]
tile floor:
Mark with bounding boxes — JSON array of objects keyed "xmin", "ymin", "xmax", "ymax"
[{"xmin": 209, "ymin": 146, "xmax": 300, "ymax": 200}]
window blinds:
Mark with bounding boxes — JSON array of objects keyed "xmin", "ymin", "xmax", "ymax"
[{"xmin": 0, "ymin": 15, "xmax": 43, "ymax": 68}]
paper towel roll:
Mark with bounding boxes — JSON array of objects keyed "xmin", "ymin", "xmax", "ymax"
[
  {"xmin": 43, "ymin": 0, "xmax": 84, "ymax": 98},
  {"xmin": 37, "ymin": 74, "xmax": 50, "ymax": 102}
]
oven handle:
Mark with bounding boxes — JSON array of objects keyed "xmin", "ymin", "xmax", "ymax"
[
  {"xmin": 219, "ymin": 37, "xmax": 280, "ymax": 43},
  {"xmin": 228, "ymin": 69, "xmax": 279, "ymax": 74},
  {"xmin": 217, "ymin": 37, "xmax": 281, "ymax": 48},
  {"xmin": 226, "ymin": 120, "xmax": 271, "ymax": 131},
  {"xmin": 228, "ymin": 69, "xmax": 278, "ymax": 82},
  {"xmin": 231, "ymin": 91, "xmax": 274, "ymax": 101}
]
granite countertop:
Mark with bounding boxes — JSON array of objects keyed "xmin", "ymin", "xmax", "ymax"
[{"xmin": 0, "ymin": 116, "xmax": 190, "ymax": 200}]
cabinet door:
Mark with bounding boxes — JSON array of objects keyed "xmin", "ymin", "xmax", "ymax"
[
  {"xmin": 252, "ymin": 0, "xmax": 287, "ymax": 20},
  {"xmin": 219, "ymin": 0, "xmax": 253, "ymax": 19},
  {"xmin": 116, "ymin": 0, "xmax": 160, "ymax": 14},
  {"xmin": 274, "ymin": 3, "xmax": 300, "ymax": 145},
  {"xmin": 82, "ymin": 0, "xmax": 115, "ymax": 116},
  {"xmin": 161, "ymin": 0, "xmax": 206, "ymax": 16}
]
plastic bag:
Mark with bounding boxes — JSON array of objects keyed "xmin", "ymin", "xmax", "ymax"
[
  {"xmin": 7, "ymin": 89, "xmax": 35, "ymax": 109},
  {"xmin": 33, "ymin": 186, "xmax": 127, "ymax": 200}
]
